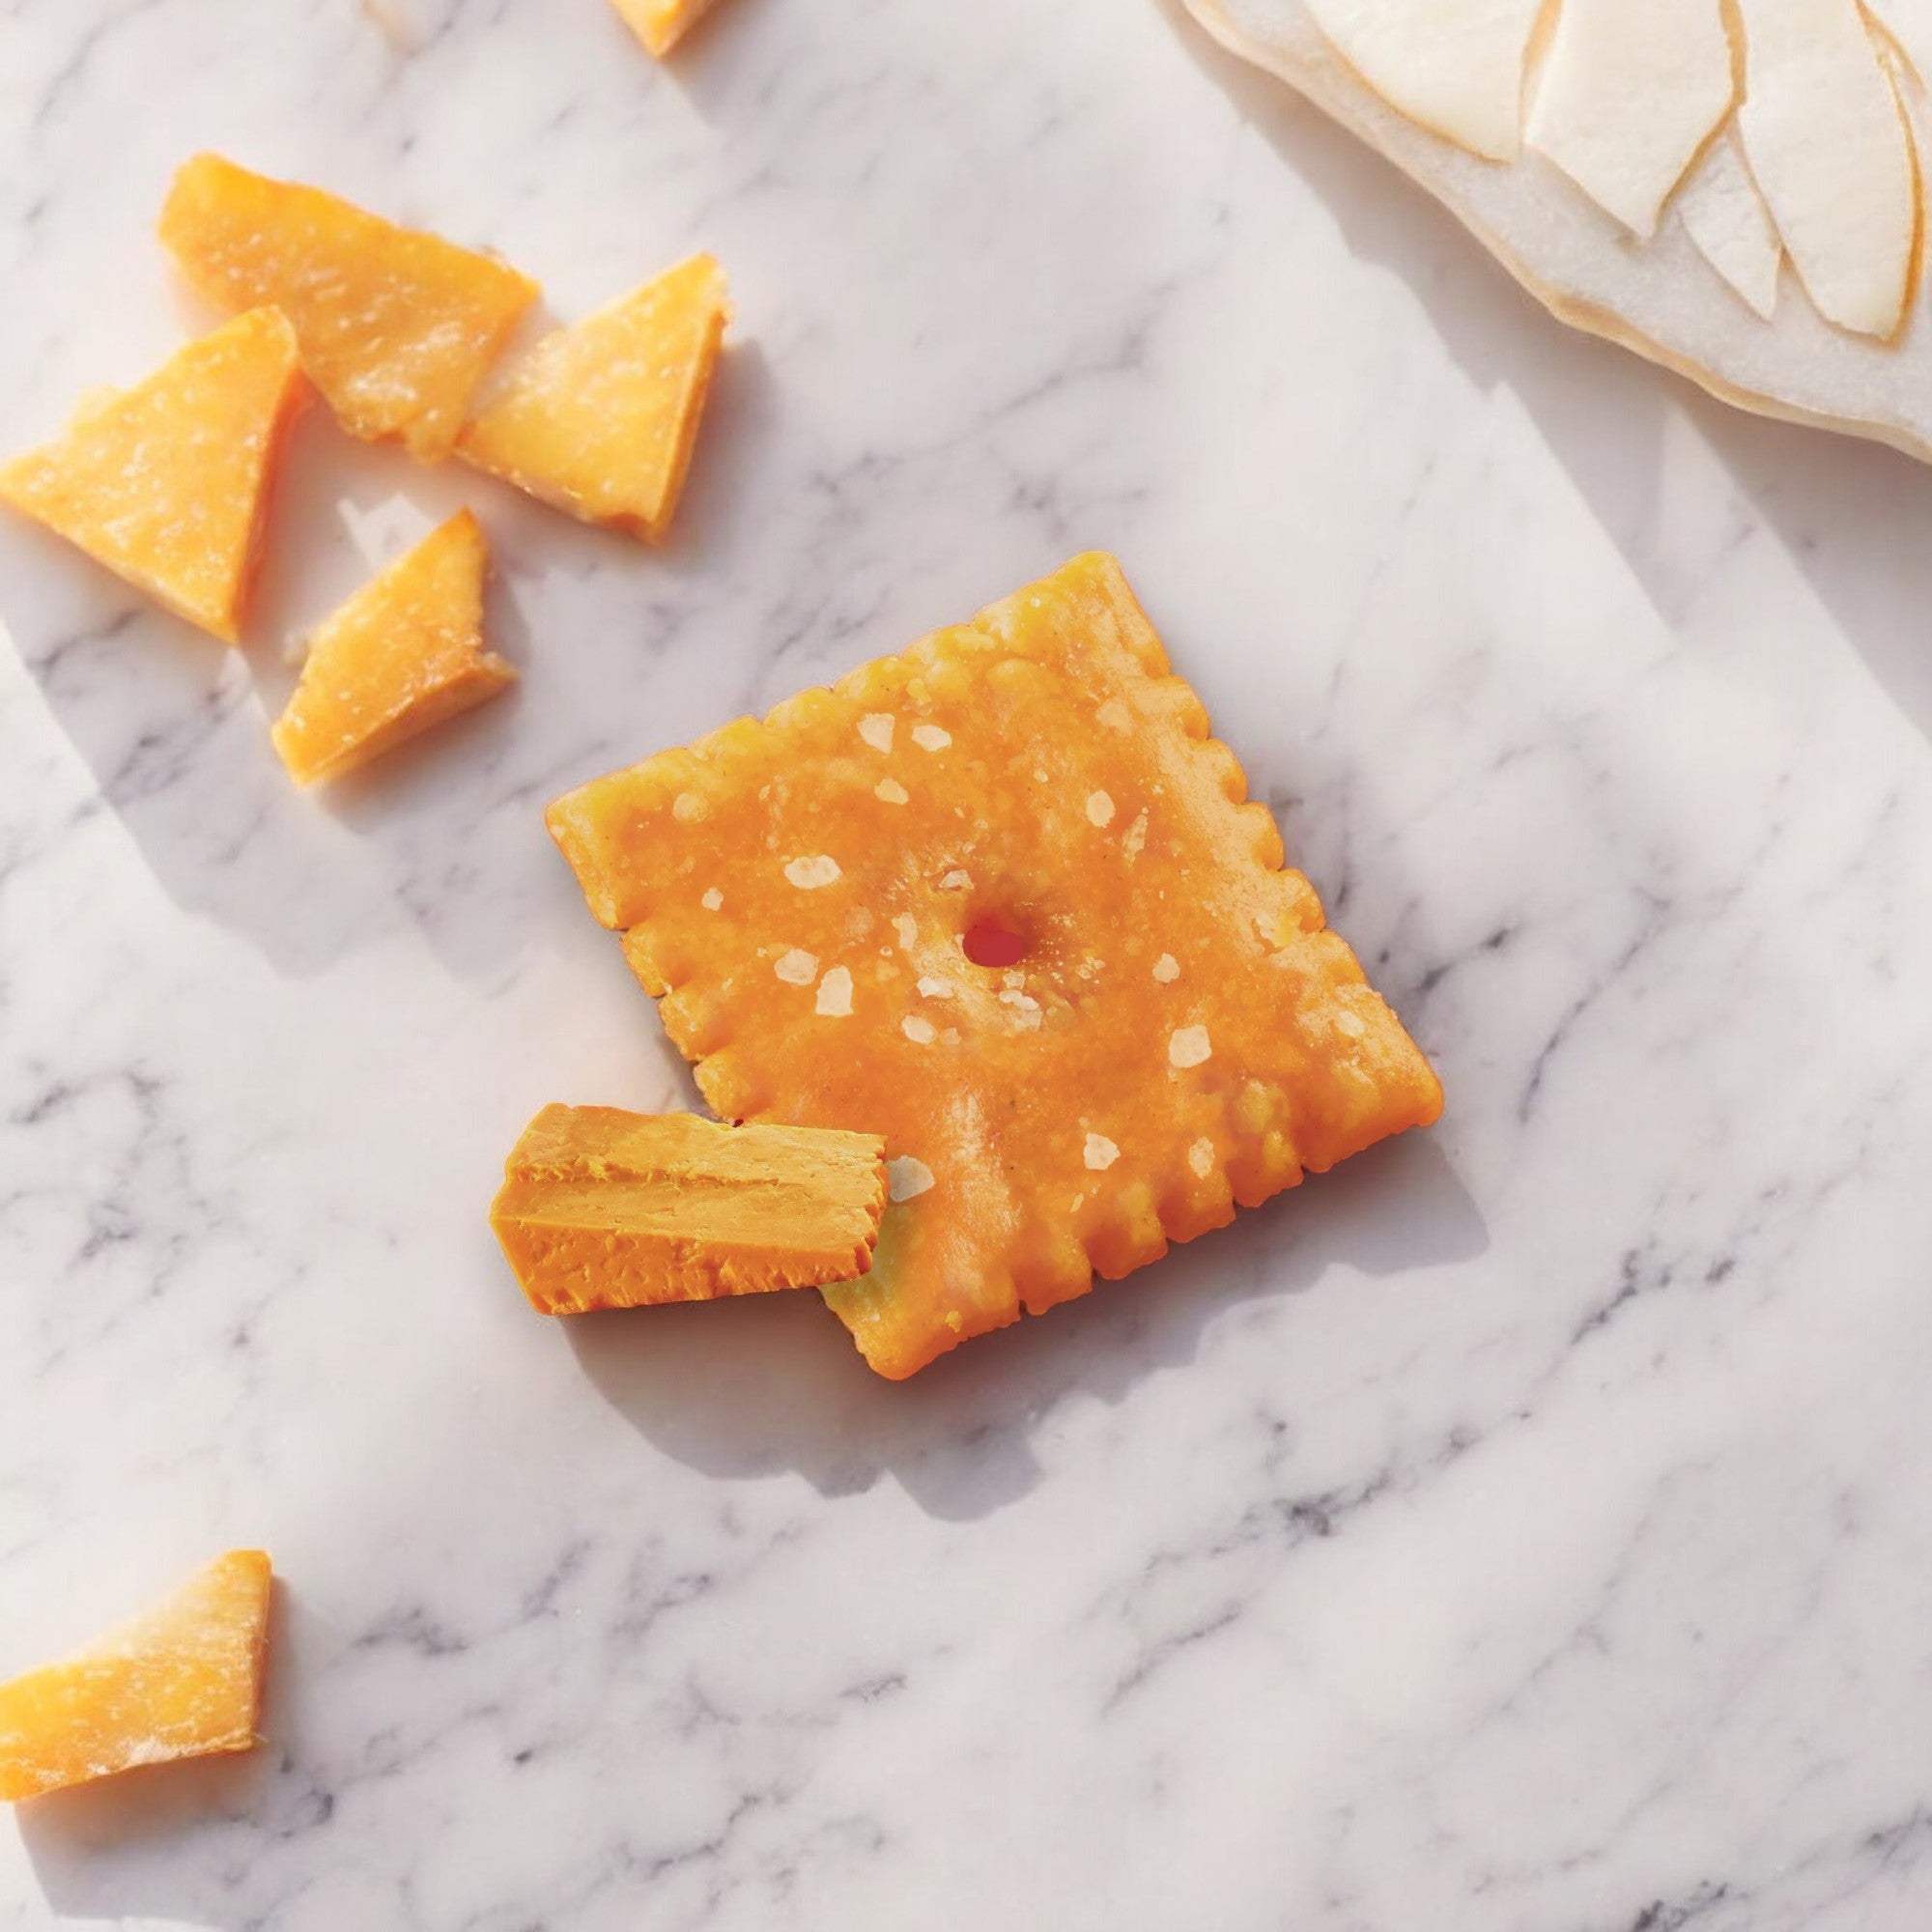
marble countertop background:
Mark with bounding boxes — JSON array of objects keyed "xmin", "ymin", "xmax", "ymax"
[{"xmin": 6, "ymin": 2, "xmax": 1932, "ymax": 1927}]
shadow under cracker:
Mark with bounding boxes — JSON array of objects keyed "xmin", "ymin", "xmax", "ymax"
[{"xmin": 563, "ymin": 1130, "xmax": 1488, "ymax": 1523}]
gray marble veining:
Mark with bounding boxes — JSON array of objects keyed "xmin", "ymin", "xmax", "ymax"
[{"xmin": 5, "ymin": 1, "xmax": 1932, "ymax": 1926}]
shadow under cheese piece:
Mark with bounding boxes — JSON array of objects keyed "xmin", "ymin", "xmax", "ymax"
[
  {"xmin": 458, "ymin": 254, "xmax": 729, "ymax": 543},
  {"xmin": 159, "ymin": 153, "xmax": 538, "ymax": 459},
  {"xmin": 491, "ymin": 1106, "xmax": 887, "ymax": 1314},
  {"xmin": 0, "ymin": 308, "xmax": 306, "ymax": 642},
  {"xmin": 0, "ymin": 1550, "xmax": 271, "ymax": 1803},
  {"xmin": 271, "ymin": 508, "xmax": 514, "ymax": 788},
  {"xmin": 547, "ymin": 553, "xmax": 1444, "ymax": 1378},
  {"xmin": 609, "ymin": 0, "xmax": 727, "ymax": 57}
]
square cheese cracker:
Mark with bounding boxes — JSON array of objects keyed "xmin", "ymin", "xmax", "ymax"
[{"xmin": 548, "ymin": 554, "xmax": 1442, "ymax": 1378}]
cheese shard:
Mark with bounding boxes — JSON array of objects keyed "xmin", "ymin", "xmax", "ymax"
[
  {"xmin": 271, "ymin": 509, "xmax": 513, "ymax": 788},
  {"xmin": 490, "ymin": 1106, "xmax": 887, "ymax": 1313},
  {"xmin": 0, "ymin": 309, "xmax": 305, "ymax": 643},
  {"xmin": 1736, "ymin": 0, "xmax": 1918, "ymax": 339},
  {"xmin": 1525, "ymin": 0, "xmax": 1736, "ymax": 237},
  {"xmin": 0, "ymin": 1550, "xmax": 271, "ymax": 1803},
  {"xmin": 1303, "ymin": 0, "xmax": 1548, "ymax": 160},
  {"xmin": 158, "ymin": 154, "xmax": 539, "ymax": 459},
  {"xmin": 458, "ymin": 255, "xmax": 728, "ymax": 543},
  {"xmin": 1677, "ymin": 128, "xmax": 1784, "ymax": 319},
  {"xmin": 610, "ymin": 0, "xmax": 725, "ymax": 57}
]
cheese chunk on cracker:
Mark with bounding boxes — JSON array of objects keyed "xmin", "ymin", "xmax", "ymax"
[
  {"xmin": 490, "ymin": 1106, "xmax": 887, "ymax": 1313},
  {"xmin": 548, "ymin": 554, "xmax": 1441, "ymax": 1378}
]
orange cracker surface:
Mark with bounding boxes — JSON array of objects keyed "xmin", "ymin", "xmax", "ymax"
[
  {"xmin": 548, "ymin": 554, "xmax": 1443, "ymax": 1378},
  {"xmin": 609, "ymin": 0, "xmax": 726, "ymax": 57},
  {"xmin": 0, "ymin": 1550, "xmax": 271, "ymax": 1802},
  {"xmin": 458, "ymin": 254, "xmax": 728, "ymax": 543},
  {"xmin": 271, "ymin": 509, "xmax": 513, "ymax": 788},
  {"xmin": 0, "ymin": 308, "xmax": 305, "ymax": 643},
  {"xmin": 159, "ymin": 154, "xmax": 538, "ymax": 459}
]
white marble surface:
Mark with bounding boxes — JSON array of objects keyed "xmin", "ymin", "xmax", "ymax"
[{"xmin": 6, "ymin": 1, "xmax": 1932, "ymax": 1926}]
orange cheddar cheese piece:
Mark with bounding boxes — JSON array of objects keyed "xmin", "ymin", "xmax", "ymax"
[
  {"xmin": 0, "ymin": 1550, "xmax": 272, "ymax": 1803},
  {"xmin": 159, "ymin": 154, "xmax": 539, "ymax": 459},
  {"xmin": 271, "ymin": 508, "xmax": 513, "ymax": 788},
  {"xmin": 491, "ymin": 1105, "xmax": 887, "ymax": 1313},
  {"xmin": 458, "ymin": 255, "xmax": 729, "ymax": 543},
  {"xmin": 610, "ymin": 0, "xmax": 727, "ymax": 57},
  {"xmin": 549, "ymin": 554, "xmax": 1444, "ymax": 1378},
  {"xmin": 0, "ymin": 308, "xmax": 306, "ymax": 643}
]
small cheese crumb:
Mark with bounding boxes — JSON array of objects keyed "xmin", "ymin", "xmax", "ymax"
[
  {"xmin": 941, "ymin": 1027, "xmax": 960, "ymax": 1045},
  {"xmin": 783, "ymin": 855, "xmax": 841, "ymax": 890},
  {"xmin": 1122, "ymin": 810, "xmax": 1149, "ymax": 861},
  {"xmin": 700, "ymin": 888, "xmax": 724, "ymax": 912},
  {"xmin": 893, "ymin": 914, "xmax": 918, "ymax": 950},
  {"xmin": 671, "ymin": 790, "xmax": 708, "ymax": 823},
  {"xmin": 875, "ymin": 778, "xmax": 909, "ymax": 805},
  {"xmin": 1152, "ymin": 952, "xmax": 1179, "ymax": 982},
  {"xmin": 917, "ymin": 976, "xmax": 954, "ymax": 998},
  {"xmin": 1096, "ymin": 697, "xmax": 1132, "ymax": 732},
  {"xmin": 999, "ymin": 989, "xmax": 1039, "ymax": 1010},
  {"xmin": 1034, "ymin": 769, "xmax": 1048, "ymax": 782},
  {"xmin": 945, "ymin": 1309, "xmax": 963, "ymax": 1331},
  {"xmin": 1169, "ymin": 1025, "xmax": 1212, "ymax": 1068},
  {"xmin": 1086, "ymin": 790, "xmax": 1116, "ymax": 828},
  {"xmin": 858, "ymin": 713, "xmax": 895, "ymax": 753},
  {"xmin": 1001, "ymin": 969, "xmax": 1025, "ymax": 989},
  {"xmin": 888, "ymin": 1154, "xmax": 935, "ymax": 1201},
  {"xmin": 1336, "ymin": 1009, "xmax": 1367, "ymax": 1039},
  {"xmin": 902, "ymin": 1015, "xmax": 938, "ymax": 1044},
  {"xmin": 775, "ymin": 949, "xmax": 818, "ymax": 985},
  {"xmin": 939, "ymin": 868, "xmax": 972, "ymax": 891},
  {"xmin": 1084, "ymin": 1133, "xmax": 1120, "ymax": 1171},
  {"xmin": 815, "ymin": 965, "xmax": 854, "ymax": 1016},
  {"xmin": 911, "ymin": 724, "xmax": 952, "ymax": 752},
  {"xmin": 1188, "ymin": 1137, "xmax": 1214, "ymax": 1179}
]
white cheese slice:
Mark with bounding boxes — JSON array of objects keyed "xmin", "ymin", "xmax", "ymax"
[
  {"xmin": 1184, "ymin": 0, "xmax": 1932, "ymax": 464},
  {"xmin": 1525, "ymin": 0, "xmax": 1736, "ymax": 237},
  {"xmin": 1866, "ymin": 0, "xmax": 1932, "ymax": 84},
  {"xmin": 1736, "ymin": 0, "xmax": 1917, "ymax": 339},
  {"xmin": 1302, "ymin": 0, "xmax": 1547, "ymax": 160},
  {"xmin": 1676, "ymin": 128, "xmax": 1784, "ymax": 320}
]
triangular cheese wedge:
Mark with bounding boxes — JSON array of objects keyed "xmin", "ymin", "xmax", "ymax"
[
  {"xmin": 0, "ymin": 1550, "xmax": 271, "ymax": 1802},
  {"xmin": 271, "ymin": 509, "xmax": 514, "ymax": 788},
  {"xmin": 457, "ymin": 254, "xmax": 728, "ymax": 543},
  {"xmin": 610, "ymin": 0, "xmax": 725, "ymax": 57},
  {"xmin": 159, "ymin": 154, "xmax": 539, "ymax": 459},
  {"xmin": 0, "ymin": 309, "xmax": 305, "ymax": 643}
]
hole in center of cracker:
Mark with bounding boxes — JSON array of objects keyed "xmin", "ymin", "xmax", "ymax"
[{"xmin": 961, "ymin": 917, "xmax": 1028, "ymax": 970}]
